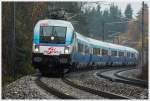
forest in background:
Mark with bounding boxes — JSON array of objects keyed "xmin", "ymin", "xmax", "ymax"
[{"xmin": 2, "ymin": 2, "xmax": 148, "ymax": 86}]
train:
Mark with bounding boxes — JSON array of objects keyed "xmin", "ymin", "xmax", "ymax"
[{"xmin": 32, "ymin": 19, "xmax": 139, "ymax": 75}]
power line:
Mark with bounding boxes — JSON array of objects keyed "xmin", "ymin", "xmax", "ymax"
[{"xmin": 105, "ymin": 20, "xmax": 137, "ymax": 25}]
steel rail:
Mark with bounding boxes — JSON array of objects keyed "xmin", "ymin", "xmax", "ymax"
[
  {"xmin": 62, "ymin": 77, "xmax": 129, "ymax": 99},
  {"xmin": 97, "ymin": 68, "xmax": 148, "ymax": 88},
  {"xmin": 114, "ymin": 69, "xmax": 148, "ymax": 88},
  {"xmin": 35, "ymin": 76, "xmax": 77, "ymax": 99}
]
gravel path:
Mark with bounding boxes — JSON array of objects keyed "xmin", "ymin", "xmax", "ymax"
[
  {"xmin": 66, "ymin": 70, "xmax": 148, "ymax": 99},
  {"xmin": 2, "ymin": 76, "xmax": 58, "ymax": 99},
  {"xmin": 41, "ymin": 77, "xmax": 106, "ymax": 99}
]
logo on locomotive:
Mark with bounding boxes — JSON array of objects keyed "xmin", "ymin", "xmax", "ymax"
[{"xmin": 48, "ymin": 47, "xmax": 58, "ymax": 54}]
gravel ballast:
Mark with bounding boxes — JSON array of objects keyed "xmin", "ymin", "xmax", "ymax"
[
  {"xmin": 66, "ymin": 70, "xmax": 148, "ymax": 99},
  {"xmin": 41, "ymin": 77, "xmax": 105, "ymax": 99},
  {"xmin": 2, "ymin": 69, "xmax": 148, "ymax": 99},
  {"xmin": 118, "ymin": 69, "xmax": 143, "ymax": 80},
  {"xmin": 2, "ymin": 76, "xmax": 58, "ymax": 99}
]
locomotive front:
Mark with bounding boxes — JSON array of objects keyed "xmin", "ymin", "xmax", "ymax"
[{"xmin": 32, "ymin": 19, "xmax": 75, "ymax": 75}]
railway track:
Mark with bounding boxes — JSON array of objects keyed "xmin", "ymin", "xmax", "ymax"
[
  {"xmin": 35, "ymin": 67, "xmax": 147, "ymax": 99},
  {"xmin": 97, "ymin": 68, "xmax": 148, "ymax": 88},
  {"xmin": 114, "ymin": 69, "xmax": 148, "ymax": 88},
  {"xmin": 35, "ymin": 73, "xmax": 129, "ymax": 99},
  {"xmin": 62, "ymin": 77, "xmax": 129, "ymax": 99},
  {"xmin": 35, "ymin": 76, "xmax": 77, "ymax": 99}
]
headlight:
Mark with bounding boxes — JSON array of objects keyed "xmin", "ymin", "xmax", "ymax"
[
  {"xmin": 34, "ymin": 45, "xmax": 39, "ymax": 52},
  {"xmin": 64, "ymin": 48, "xmax": 69, "ymax": 54},
  {"xmin": 51, "ymin": 36, "xmax": 54, "ymax": 40},
  {"xmin": 35, "ymin": 48, "xmax": 39, "ymax": 52}
]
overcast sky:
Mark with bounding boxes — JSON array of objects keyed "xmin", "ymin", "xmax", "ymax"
[{"xmin": 83, "ymin": 1, "xmax": 148, "ymax": 18}]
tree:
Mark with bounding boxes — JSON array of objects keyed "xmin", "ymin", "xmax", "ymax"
[
  {"xmin": 127, "ymin": 21, "xmax": 139, "ymax": 47},
  {"xmin": 2, "ymin": 2, "xmax": 14, "ymax": 80},
  {"xmin": 125, "ymin": 4, "xmax": 133, "ymax": 19},
  {"xmin": 2, "ymin": 2, "xmax": 87, "ymax": 85},
  {"xmin": 126, "ymin": 3, "xmax": 148, "ymax": 80}
]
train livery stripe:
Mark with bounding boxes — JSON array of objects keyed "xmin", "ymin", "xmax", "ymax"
[{"xmin": 36, "ymin": 44, "xmax": 65, "ymax": 47}]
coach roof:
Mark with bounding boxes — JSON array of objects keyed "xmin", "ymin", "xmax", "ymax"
[{"xmin": 76, "ymin": 32, "xmax": 138, "ymax": 54}]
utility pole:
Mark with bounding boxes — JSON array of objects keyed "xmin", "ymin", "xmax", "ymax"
[
  {"xmin": 113, "ymin": 39, "xmax": 115, "ymax": 43},
  {"xmin": 141, "ymin": 1, "xmax": 144, "ymax": 68},
  {"xmin": 114, "ymin": 36, "xmax": 119, "ymax": 44},
  {"xmin": 102, "ymin": 21, "xmax": 105, "ymax": 41},
  {"xmin": 13, "ymin": 2, "xmax": 16, "ymax": 78},
  {"xmin": 118, "ymin": 36, "xmax": 119, "ymax": 44}
]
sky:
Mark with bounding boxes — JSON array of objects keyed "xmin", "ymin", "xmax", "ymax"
[{"xmin": 82, "ymin": 1, "xmax": 147, "ymax": 18}]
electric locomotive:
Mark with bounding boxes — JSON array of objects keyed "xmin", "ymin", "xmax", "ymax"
[{"xmin": 32, "ymin": 19, "xmax": 76, "ymax": 75}]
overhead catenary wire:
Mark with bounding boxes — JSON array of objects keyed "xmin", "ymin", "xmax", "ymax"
[{"xmin": 105, "ymin": 20, "xmax": 137, "ymax": 25}]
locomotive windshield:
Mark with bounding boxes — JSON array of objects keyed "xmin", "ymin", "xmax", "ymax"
[{"xmin": 40, "ymin": 26, "xmax": 67, "ymax": 44}]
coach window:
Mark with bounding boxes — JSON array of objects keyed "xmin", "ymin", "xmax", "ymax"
[
  {"xmin": 119, "ymin": 51, "xmax": 124, "ymax": 56},
  {"xmin": 78, "ymin": 43, "xmax": 83, "ymax": 53},
  {"xmin": 131, "ymin": 53, "xmax": 134, "ymax": 58},
  {"xmin": 127, "ymin": 52, "xmax": 130, "ymax": 57},
  {"xmin": 93, "ymin": 48, "xmax": 100, "ymax": 55},
  {"xmin": 102, "ymin": 49, "xmax": 108, "ymax": 56},
  {"xmin": 85, "ymin": 45, "xmax": 90, "ymax": 54},
  {"xmin": 111, "ymin": 50, "xmax": 117, "ymax": 56}
]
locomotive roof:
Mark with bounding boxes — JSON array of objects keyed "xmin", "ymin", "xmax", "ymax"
[
  {"xmin": 76, "ymin": 33, "xmax": 138, "ymax": 54},
  {"xmin": 36, "ymin": 19, "xmax": 74, "ymax": 29}
]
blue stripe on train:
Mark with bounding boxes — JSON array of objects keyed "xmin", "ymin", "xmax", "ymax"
[{"xmin": 72, "ymin": 52, "xmax": 137, "ymax": 64}]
